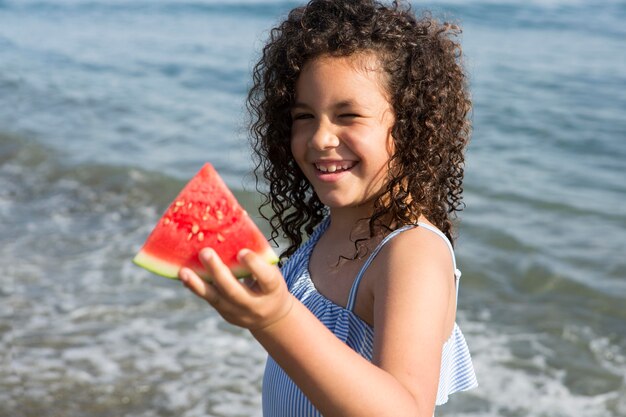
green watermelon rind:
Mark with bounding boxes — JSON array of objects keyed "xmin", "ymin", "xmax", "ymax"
[{"xmin": 133, "ymin": 247, "xmax": 279, "ymax": 280}]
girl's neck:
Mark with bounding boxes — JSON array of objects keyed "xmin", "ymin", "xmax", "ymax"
[{"xmin": 326, "ymin": 205, "xmax": 379, "ymax": 243}]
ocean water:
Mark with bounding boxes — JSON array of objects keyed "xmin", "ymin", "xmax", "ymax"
[{"xmin": 2, "ymin": 0, "xmax": 625, "ymax": 416}]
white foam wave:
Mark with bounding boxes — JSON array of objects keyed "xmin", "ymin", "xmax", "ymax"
[{"xmin": 441, "ymin": 317, "xmax": 626, "ymax": 417}]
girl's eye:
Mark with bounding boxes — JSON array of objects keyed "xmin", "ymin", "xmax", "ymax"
[
  {"xmin": 292, "ymin": 113, "xmax": 313, "ymax": 120},
  {"xmin": 339, "ymin": 113, "xmax": 360, "ymax": 118}
]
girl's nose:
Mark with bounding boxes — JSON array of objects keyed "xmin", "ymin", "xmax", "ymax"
[{"xmin": 308, "ymin": 120, "xmax": 340, "ymax": 150}]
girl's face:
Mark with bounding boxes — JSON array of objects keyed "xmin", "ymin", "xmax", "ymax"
[{"xmin": 290, "ymin": 54, "xmax": 395, "ymax": 211}]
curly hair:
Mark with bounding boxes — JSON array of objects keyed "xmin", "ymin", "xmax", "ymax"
[{"xmin": 247, "ymin": 0, "xmax": 471, "ymax": 259}]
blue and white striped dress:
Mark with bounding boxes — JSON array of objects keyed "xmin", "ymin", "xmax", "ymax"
[{"xmin": 262, "ymin": 217, "xmax": 478, "ymax": 416}]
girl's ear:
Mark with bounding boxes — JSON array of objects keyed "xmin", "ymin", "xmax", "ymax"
[{"xmin": 386, "ymin": 127, "xmax": 396, "ymax": 156}]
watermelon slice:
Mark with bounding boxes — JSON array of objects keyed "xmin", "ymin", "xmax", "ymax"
[{"xmin": 133, "ymin": 163, "xmax": 278, "ymax": 279}]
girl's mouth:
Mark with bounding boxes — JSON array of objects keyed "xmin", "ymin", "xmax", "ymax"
[{"xmin": 314, "ymin": 161, "xmax": 357, "ymax": 173}]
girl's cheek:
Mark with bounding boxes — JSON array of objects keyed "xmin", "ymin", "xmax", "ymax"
[{"xmin": 290, "ymin": 129, "xmax": 308, "ymax": 154}]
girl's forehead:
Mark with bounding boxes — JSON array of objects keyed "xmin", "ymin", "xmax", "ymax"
[
  {"xmin": 293, "ymin": 54, "xmax": 394, "ymax": 121},
  {"xmin": 298, "ymin": 53, "xmax": 390, "ymax": 96}
]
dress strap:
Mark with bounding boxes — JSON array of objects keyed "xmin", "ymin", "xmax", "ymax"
[
  {"xmin": 415, "ymin": 223, "xmax": 462, "ymax": 306},
  {"xmin": 345, "ymin": 222, "xmax": 461, "ymax": 312}
]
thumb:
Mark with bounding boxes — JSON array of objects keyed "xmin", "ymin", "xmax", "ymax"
[{"xmin": 237, "ymin": 248, "xmax": 282, "ymax": 293}]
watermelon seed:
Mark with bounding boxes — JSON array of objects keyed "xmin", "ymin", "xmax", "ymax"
[
  {"xmin": 175, "ymin": 200, "xmax": 185, "ymax": 207},
  {"xmin": 217, "ymin": 233, "xmax": 225, "ymax": 242},
  {"xmin": 188, "ymin": 202, "xmax": 193, "ymax": 209},
  {"xmin": 191, "ymin": 224, "xmax": 199, "ymax": 234},
  {"xmin": 202, "ymin": 215, "xmax": 209, "ymax": 221},
  {"xmin": 187, "ymin": 233, "xmax": 193, "ymax": 241},
  {"xmin": 163, "ymin": 217, "xmax": 171, "ymax": 225},
  {"xmin": 216, "ymin": 210, "xmax": 224, "ymax": 221},
  {"xmin": 198, "ymin": 232, "xmax": 205, "ymax": 242}
]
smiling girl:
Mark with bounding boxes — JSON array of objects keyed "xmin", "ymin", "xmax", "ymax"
[{"xmin": 179, "ymin": 1, "xmax": 478, "ymax": 416}]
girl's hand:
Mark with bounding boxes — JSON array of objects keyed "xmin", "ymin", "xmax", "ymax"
[{"xmin": 178, "ymin": 248, "xmax": 294, "ymax": 331}]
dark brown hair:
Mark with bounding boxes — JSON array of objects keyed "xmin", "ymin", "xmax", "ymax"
[{"xmin": 247, "ymin": 0, "xmax": 471, "ymax": 259}]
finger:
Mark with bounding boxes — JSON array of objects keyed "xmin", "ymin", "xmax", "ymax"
[
  {"xmin": 237, "ymin": 249, "xmax": 281, "ymax": 293},
  {"xmin": 198, "ymin": 248, "xmax": 247, "ymax": 301},
  {"xmin": 179, "ymin": 267, "xmax": 220, "ymax": 305}
]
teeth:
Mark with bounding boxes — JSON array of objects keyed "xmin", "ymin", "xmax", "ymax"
[{"xmin": 315, "ymin": 162, "xmax": 353, "ymax": 172}]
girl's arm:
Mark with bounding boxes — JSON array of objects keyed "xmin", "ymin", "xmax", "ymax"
[{"xmin": 179, "ymin": 228, "xmax": 454, "ymax": 417}]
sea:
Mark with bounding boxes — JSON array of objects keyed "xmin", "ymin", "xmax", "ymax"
[{"xmin": 1, "ymin": 0, "xmax": 625, "ymax": 416}]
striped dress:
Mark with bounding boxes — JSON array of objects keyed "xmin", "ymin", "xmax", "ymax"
[{"xmin": 262, "ymin": 217, "xmax": 478, "ymax": 416}]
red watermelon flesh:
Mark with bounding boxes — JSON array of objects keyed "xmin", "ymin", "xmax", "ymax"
[{"xmin": 133, "ymin": 163, "xmax": 278, "ymax": 279}]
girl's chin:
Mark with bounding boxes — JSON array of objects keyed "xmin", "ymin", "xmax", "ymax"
[{"xmin": 315, "ymin": 192, "xmax": 352, "ymax": 208}]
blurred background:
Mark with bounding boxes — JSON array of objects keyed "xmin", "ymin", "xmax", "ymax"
[{"xmin": 1, "ymin": 0, "xmax": 625, "ymax": 416}]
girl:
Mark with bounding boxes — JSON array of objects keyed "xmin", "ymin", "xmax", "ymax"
[{"xmin": 179, "ymin": 1, "xmax": 478, "ymax": 416}]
